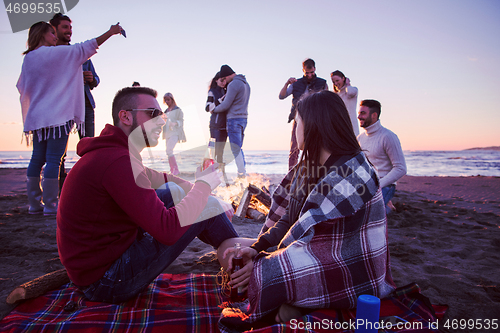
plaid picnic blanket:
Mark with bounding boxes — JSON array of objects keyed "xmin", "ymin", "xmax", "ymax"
[
  {"xmin": 0, "ymin": 274, "xmax": 445, "ymax": 333},
  {"xmin": 219, "ymin": 283, "xmax": 448, "ymax": 333},
  {"xmin": 1, "ymin": 274, "xmax": 221, "ymax": 333}
]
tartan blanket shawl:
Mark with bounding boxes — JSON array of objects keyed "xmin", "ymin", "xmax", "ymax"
[{"xmin": 244, "ymin": 152, "xmax": 396, "ymax": 324}]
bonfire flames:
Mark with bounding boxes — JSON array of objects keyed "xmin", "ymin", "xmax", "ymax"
[{"xmin": 213, "ymin": 174, "xmax": 272, "ymax": 220}]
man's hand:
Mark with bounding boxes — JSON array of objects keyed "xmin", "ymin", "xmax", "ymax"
[
  {"xmin": 83, "ymin": 71, "xmax": 94, "ymax": 84},
  {"xmin": 345, "ymin": 77, "xmax": 351, "ymax": 86},
  {"xmin": 96, "ymin": 22, "xmax": 124, "ymax": 46},
  {"xmin": 109, "ymin": 22, "xmax": 123, "ymax": 36},
  {"xmin": 195, "ymin": 163, "xmax": 221, "ymax": 190},
  {"xmin": 287, "ymin": 77, "xmax": 297, "ymax": 85},
  {"xmin": 280, "ymin": 77, "xmax": 297, "ymax": 99}
]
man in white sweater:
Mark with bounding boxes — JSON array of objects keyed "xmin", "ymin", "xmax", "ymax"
[{"xmin": 357, "ymin": 99, "xmax": 406, "ymax": 213}]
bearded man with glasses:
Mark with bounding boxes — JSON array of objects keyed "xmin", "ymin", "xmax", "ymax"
[{"xmin": 57, "ymin": 87, "xmax": 240, "ymax": 303}]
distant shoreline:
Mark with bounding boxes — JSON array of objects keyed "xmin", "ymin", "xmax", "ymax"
[{"xmin": 464, "ymin": 146, "xmax": 500, "ymax": 151}]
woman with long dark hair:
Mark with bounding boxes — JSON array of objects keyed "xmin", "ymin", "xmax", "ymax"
[
  {"xmin": 18, "ymin": 21, "xmax": 122, "ymax": 215},
  {"xmin": 218, "ymin": 90, "xmax": 395, "ymax": 330},
  {"xmin": 205, "ymin": 72, "xmax": 228, "ymax": 163}
]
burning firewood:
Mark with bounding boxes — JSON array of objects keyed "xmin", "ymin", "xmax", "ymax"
[
  {"xmin": 233, "ymin": 183, "xmax": 272, "ymax": 220},
  {"xmin": 248, "ymin": 184, "xmax": 271, "ymax": 208},
  {"xmin": 235, "ymin": 188, "xmax": 252, "ymax": 218}
]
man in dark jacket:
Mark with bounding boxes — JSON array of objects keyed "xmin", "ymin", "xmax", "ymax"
[{"xmin": 279, "ymin": 58, "xmax": 328, "ymax": 169}]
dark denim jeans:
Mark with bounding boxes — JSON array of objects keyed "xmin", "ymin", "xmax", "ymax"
[
  {"xmin": 382, "ymin": 184, "xmax": 396, "ymax": 213},
  {"xmin": 79, "ymin": 183, "xmax": 238, "ymax": 303},
  {"xmin": 27, "ymin": 127, "xmax": 69, "ymax": 179},
  {"xmin": 289, "ymin": 120, "xmax": 299, "ymax": 170},
  {"xmin": 78, "ymin": 103, "xmax": 95, "ymax": 139},
  {"xmin": 210, "ymin": 128, "xmax": 228, "ymax": 163},
  {"xmin": 227, "ymin": 118, "xmax": 247, "ymax": 176}
]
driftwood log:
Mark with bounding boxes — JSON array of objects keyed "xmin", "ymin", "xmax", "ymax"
[
  {"xmin": 6, "ymin": 268, "xmax": 70, "ymax": 305},
  {"xmin": 235, "ymin": 188, "xmax": 252, "ymax": 218},
  {"xmin": 247, "ymin": 207, "xmax": 265, "ymax": 221}
]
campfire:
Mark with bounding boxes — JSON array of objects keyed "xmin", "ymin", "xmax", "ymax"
[{"xmin": 213, "ymin": 174, "xmax": 273, "ymax": 221}]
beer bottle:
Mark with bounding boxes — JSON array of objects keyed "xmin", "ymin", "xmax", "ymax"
[
  {"xmin": 230, "ymin": 243, "xmax": 247, "ymax": 302},
  {"xmin": 202, "ymin": 138, "xmax": 216, "ymax": 170}
]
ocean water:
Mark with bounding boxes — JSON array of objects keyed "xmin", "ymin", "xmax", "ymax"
[{"xmin": 1, "ymin": 149, "xmax": 499, "ymax": 177}]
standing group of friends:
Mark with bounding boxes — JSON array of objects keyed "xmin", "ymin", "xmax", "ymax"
[
  {"xmin": 158, "ymin": 64, "xmax": 251, "ymax": 181},
  {"xmin": 18, "ymin": 14, "xmax": 406, "ymax": 332},
  {"xmin": 279, "ymin": 58, "xmax": 407, "ymax": 214}
]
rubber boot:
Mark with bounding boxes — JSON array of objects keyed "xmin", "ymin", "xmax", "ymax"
[
  {"xmin": 220, "ymin": 162, "xmax": 230, "ymax": 187},
  {"xmin": 59, "ymin": 164, "xmax": 67, "ymax": 196},
  {"xmin": 168, "ymin": 155, "xmax": 180, "ymax": 175},
  {"xmin": 27, "ymin": 176, "xmax": 44, "ymax": 214},
  {"xmin": 42, "ymin": 178, "xmax": 59, "ymax": 216}
]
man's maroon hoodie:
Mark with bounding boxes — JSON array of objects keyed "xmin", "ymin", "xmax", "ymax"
[{"xmin": 57, "ymin": 124, "xmax": 211, "ymax": 286}]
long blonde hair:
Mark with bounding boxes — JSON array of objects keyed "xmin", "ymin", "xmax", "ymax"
[
  {"xmin": 23, "ymin": 21, "xmax": 54, "ymax": 55},
  {"xmin": 163, "ymin": 92, "xmax": 177, "ymax": 108}
]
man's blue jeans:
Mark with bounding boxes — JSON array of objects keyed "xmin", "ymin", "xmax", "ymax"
[
  {"xmin": 78, "ymin": 103, "xmax": 95, "ymax": 138},
  {"xmin": 382, "ymin": 184, "xmax": 396, "ymax": 214},
  {"xmin": 79, "ymin": 183, "xmax": 238, "ymax": 303},
  {"xmin": 27, "ymin": 127, "xmax": 69, "ymax": 179},
  {"xmin": 227, "ymin": 118, "xmax": 247, "ymax": 176}
]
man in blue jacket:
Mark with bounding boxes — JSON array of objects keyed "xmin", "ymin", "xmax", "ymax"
[
  {"xmin": 50, "ymin": 13, "xmax": 101, "ymax": 191},
  {"xmin": 50, "ymin": 13, "xmax": 100, "ymax": 138},
  {"xmin": 213, "ymin": 65, "xmax": 251, "ymax": 179}
]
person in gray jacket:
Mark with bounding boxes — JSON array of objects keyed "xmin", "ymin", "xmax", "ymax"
[{"xmin": 213, "ymin": 65, "xmax": 250, "ymax": 178}]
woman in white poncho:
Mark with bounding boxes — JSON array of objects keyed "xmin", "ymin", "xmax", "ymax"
[{"xmin": 17, "ymin": 21, "xmax": 122, "ymax": 215}]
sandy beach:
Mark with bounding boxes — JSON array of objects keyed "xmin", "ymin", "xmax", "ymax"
[{"xmin": 0, "ymin": 169, "xmax": 499, "ymax": 331}]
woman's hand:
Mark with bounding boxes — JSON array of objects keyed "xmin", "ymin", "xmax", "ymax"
[
  {"xmin": 169, "ymin": 121, "xmax": 178, "ymax": 130},
  {"xmin": 223, "ymin": 246, "xmax": 258, "ymax": 291}
]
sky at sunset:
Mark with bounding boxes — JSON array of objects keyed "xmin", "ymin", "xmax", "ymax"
[{"xmin": 0, "ymin": 0, "xmax": 499, "ymax": 153}]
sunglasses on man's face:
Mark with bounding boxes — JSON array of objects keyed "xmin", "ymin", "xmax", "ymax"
[{"xmin": 126, "ymin": 108, "xmax": 164, "ymax": 118}]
